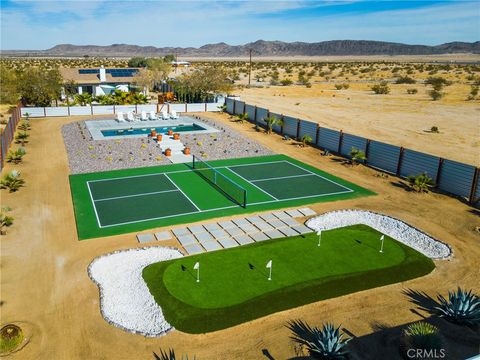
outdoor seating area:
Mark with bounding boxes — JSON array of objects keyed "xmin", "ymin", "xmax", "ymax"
[{"xmin": 116, "ymin": 110, "xmax": 181, "ymax": 123}]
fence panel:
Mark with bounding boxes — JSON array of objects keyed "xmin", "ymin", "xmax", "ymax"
[
  {"xmin": 169, "ymin": 104, "xmax": 185, "ymax": 113},
  {"xmin": 255, "ymin": 107, "xmax": 269, "ymax": 126},
  {"xmin": 137, "ymin": 104, "xmax": 157, "ymax": 113},
  {"xmin": 245, "ymin": 104, "xmax": 256, "ymax": 122},
  {"xmin": 438, "ymin": 160, "xmax": 476, "ymax": 198},
  {"xmin": 340, "ymin": 133, "xmax": 368, "ymax": 157},
  {"xmin": 234, "ymin": 100, "xmax": 245, "ymax": 115},
  {"xmin": 317, "ymin": 128, "xmax": 340, "ymax": 152},
  {"xmin": 21, "ymin": 107, "xmax": 45, "ymax": 117},
  {"xmin": 207, "ymin": 103, "xmax": 222, "ymax": 111},
  {"xmin": 68, "ymin": 106, "xmax": 93, "ymax": 116},
  {"xmin": 282, "ymin": 116, "xmax": 298, "ymax": 137},
  {"xmin": 399, "ymin": 149, "xmax": 440, "ymax": 181},
  {"xmin": 92, "ymin": 106, "xmax": 115, "ymax": 115},
  {"xmin": 367, "ymin": 141, "xmax": 401, "ymax": 174},
  {"xmin": 226, "ymin": 98, "xmax": 235, "ymax": 114},
  {"xmin": 298, "ymin": 120, "xmax": 317, "ymax": 142},
  {"xmin": 186, "ymin": 103, "xmax": 205, "ymax": 112},
  {"xmin": 44, "ymin": 107, "xmax": 68, "ymax": 117},
  {"xmin": 114, "ymin": 105, "xmax": 136, "ymax": 114},
  {"xmin": 475, "ymin": 173, "xmax": 480, "ymax": 203}
]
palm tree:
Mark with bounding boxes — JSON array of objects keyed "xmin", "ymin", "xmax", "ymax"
[
  {"xmin": 17, "ymin": 121, "xmax": 31, "ymax": 131},
  {"xmin": 6, "ymin": 148, "xmax": 26, "ymax": 164},
  {"xmin": 265, "ymin": 115, "xmax": 283, "ymax": 134},
  {"xmin": 406, "ymin": 173, "xmax": 435, "ymax": 193},
  {"xmin": 0, "ymin": 170, "xmax": 25, "ymax": 192},
  {"xmin": 301, "ymin": 134, "xmax": 312, "ymax": 147},
  {"xmin": 74, "ymin": 93, "xmax": 92, "ymax": 106},
  {"xmin": 349, "ymin": 147, "xmax": 367, "ymax": 165},
  {"xmin": 0, "ymin": 207, "xmax": 14, "ymax": 235},
  {"xmin": 128, "ymin": 92, "xmax": 148, "ymax": 105},
  {"xmin": 235, "ymin": 113, "xmax": 249, "ymax": 123},
  {"xmin": 15, "ymin": 132, "xmax": 29, "ymax": 146},
  {"xmin": 286, "ymin": 320, "xmax": 350, "ymax": 359}
]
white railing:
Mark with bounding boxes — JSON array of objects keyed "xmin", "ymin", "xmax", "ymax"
[{"xmin": 21, "ymin": 102, "xmax": 224, "ymax": 118}]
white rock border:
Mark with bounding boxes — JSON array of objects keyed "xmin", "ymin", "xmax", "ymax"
[
  {"xmin": 88, "ymin": 246, "xmax": 183, "ymax": 337},
  {"xmin": 306, "ymin": 209, "xmax": 452, "ymax": 259}
]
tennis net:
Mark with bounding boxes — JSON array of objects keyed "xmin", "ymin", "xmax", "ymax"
[{"xmin": 192, "ymin": 155, "xmax": 247, "ymax": 207}]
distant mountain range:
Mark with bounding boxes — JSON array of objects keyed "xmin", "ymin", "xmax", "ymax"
[{"xmin": 3, "ymin": 40, "xmax": 480, "ymax": 57}]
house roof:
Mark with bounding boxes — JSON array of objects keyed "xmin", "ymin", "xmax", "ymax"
[{"xmin": 60, "ymin": 67, "xmax": 141, "ymax": 84}]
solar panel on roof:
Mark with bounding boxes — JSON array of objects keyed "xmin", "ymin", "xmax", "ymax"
[{"xmin": 79, "ymin": 69, "xmax": 99, "ymax": 74}]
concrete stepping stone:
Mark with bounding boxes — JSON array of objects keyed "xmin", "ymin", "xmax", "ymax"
[
  {"xmin": 279, "ymin": 227, "xmax": 299, "ymax": 237},
  {"xmin": 246, "ymin": 215, "xmax": 262, "ymax": 223},
  {"xmin": 286, "ymin": 209, "xmax": 303, "ymax": 217},
  {"xmin": 183, "ymin": 243, "xmax": 204, "ymax": 255},
  {"xmin": 204, "ymin": 223, "xmax": 221, "ymax": 232},
  {"xmin": 233, "ymin": 218, "xmax": 249, "ymax": 226},
  {"xmin": 154, "ymin": 231, "xmax": 172, "ymax": 241},
  {"xmin": 172, "ymin": 228, "xmax": 190, "ymax": 237},
  {"xmin": 282, "ymin": 217, "xmax": 301, "ymax": 227},
  {"xmin": 267, "ymin": 219, "xmax": 287, "ymax": 229},
  {"xmin": 271, "ymin": 211, "xmax": 291, "ymax": 220},
  {"xmin": 210, "ymin": 229, "xmax": 229, "ymax": 240},
  {"xmin": 226, "ymin": 227, "xmax": 244, "ymax": 237},
  {"xmin": 195, "ymin": 232, "xmax": 214, "ymax": 243},
  {"xmin": 234, "ymin": 234, "xmax": 255, "ymax": 245},
  {"xmin": 202, "ymin": 241, "xmax": 222, "ymax": 251},
  {"xmin": 250, "ymin": 232, "xmax": 270, "ymax": 242},
  {"xmin": 254, "ymin": 221, "xmax": 274, "ymax": 232},
  {"xmin": 218, "ymin": 220, "xmax": 236, "ymax": 229},
  {"xmin": 177, "ymin": 234, "xmax": 196, "ymax": 246},
  {"xmin": 260, "ymin": 213, "xmax": 277, "ymax": 221},
  {"xmin": 218, "ymin": 238, "xmax": 239, "ymax": 248},
  {"xmin": 264, "ymin": 229, "xmax": 286, "ymax": 239},
  {"xmin": 238, "ymin": 223, "xmax": 258, "ymax": 233},
  {"xmin": 188, "ymin": 225, "xmax": 205, "ymax": 233},
  {"xmin": 298, "ymin": 207, "xmax": 316, "ymax": 217},
  {"xmin": 292, "ymin": 225, "xmax": 314, "ymax": 235},
  {"xmin": 137, "ymin": 233, "xmax": 154, "ymax": 243}
]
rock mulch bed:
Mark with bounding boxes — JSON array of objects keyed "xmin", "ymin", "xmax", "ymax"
[
  {"xmin": 306, "ymin": 209, "xmax": 452, "ymax": 259},
  {"xmin": 88, "ymin": 246, "xmax": 183, "ymax": 337},
  {"xmin": 62, "ymin": 117, "xmax": 273, "ymax": 174}
]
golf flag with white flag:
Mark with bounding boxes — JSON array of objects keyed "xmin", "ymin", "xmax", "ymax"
[
  {"xmin": 317, "ymin": 230, "xmax": 322, "ymax": 247},
  {"xmin": 380, "ymin": 235, "xmax": 385, "ymax": 253},
  {"xmin": 266, "ymin": 260, "xmax": 272, "ymax": 280},
  {"xmin": 194, "ymin": 262, "xmax": 200, "ymax": 282}
]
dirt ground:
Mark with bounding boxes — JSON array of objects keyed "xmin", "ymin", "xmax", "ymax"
[
  {"xmin": 237, "ymin": 83, "xmax": 480, "ymax": 166},
  {"xmin": 1, "ymin": 112, "xmax": 479, "ymax": 359}
]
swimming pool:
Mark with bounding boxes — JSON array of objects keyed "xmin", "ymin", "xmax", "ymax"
[{"xmin": 100, "ymin": 123, "xmax": 207, "ymax": 137}]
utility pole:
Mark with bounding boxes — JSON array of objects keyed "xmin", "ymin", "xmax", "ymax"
[{"xmin": 248, "ymin": 48, "xmax": 252, "ymax": 86}]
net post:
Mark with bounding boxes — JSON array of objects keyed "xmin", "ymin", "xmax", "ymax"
[
  {"xmin": 192, "ymin": 154, "xmax": 196, "ymax": 169},
  {"xmin": 243, "ymin": 190, "xmax": 247, "ymax": 208}
]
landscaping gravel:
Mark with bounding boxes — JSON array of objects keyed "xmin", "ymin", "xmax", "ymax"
[
  {"xmin": 62, "ymin": 116, "xmax": 273, "ymax": 174},
  {"xmin": 305, "ymin": 209, "xmax": 452, "ymax": 259},
  {"xmin": 88, "ymin": 246, "xmax": 183, "ymax": 337}
]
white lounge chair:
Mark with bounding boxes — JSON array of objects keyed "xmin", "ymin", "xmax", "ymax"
[
  {"xmin": 170, "ymin": 110, "xmax": 179, "ymax": 119},
  {"xmin": 161, "ymin": 110, "xmax": 170, "ymax": 120},
  {"xmin": 140, "ymin": 111, "xmax": 148, "ymax": 121},
  {"xmin": 127, "ymin": 112, "xmax": 135, "ymax": 122},
  {"xmin": 149, "ymin": 111, "xmax": 157, "ymax": 120},
  {"xmin": 116, "ymin": 112, "xmax": 126, "ymax": 122}
]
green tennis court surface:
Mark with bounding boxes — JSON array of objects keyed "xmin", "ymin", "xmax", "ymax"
[{"xmin": 70, "ymin": 155, "xmax": 375, "ymax": 239}]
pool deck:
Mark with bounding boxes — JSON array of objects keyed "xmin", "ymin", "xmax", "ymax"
[{"xmin": 85, "ymin": 116, "xmax": 220, "ymax": 140}]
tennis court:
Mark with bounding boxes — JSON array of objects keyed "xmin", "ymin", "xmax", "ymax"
[{"xmin": 71, "ymin": 155, "xmax": 374, "ymax": 239}]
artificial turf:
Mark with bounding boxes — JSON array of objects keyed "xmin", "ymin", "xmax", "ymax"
[
  {"xmin": 142, "ymin": 224, "xmax": 435, "ymax": 333},
  {"xmin": 70, "ymin": 154, "xmax": 375, "ymax": 240}
]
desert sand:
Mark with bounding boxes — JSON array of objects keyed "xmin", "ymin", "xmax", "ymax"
[{"xmin": 1, "ymin": 112, "xmax": 479, "ymax": 359}]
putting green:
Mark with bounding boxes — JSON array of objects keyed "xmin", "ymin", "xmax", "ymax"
[{"xmin": 143, "ymin": 225, "xmax": 435, "ymax": 333}]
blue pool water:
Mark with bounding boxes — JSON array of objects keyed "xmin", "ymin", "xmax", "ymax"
[{"xmin": 101, "ymin": 123, "xmax": 206, "ymax": 137}]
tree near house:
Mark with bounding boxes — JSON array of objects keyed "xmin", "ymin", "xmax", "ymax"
[{"xmin": 16, "ymin": 67, "xmax": 63, "ymax": 106}]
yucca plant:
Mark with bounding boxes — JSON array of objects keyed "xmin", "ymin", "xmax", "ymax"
[
  {"xmin": 349, "ymin": 147, "xmax": 367, "ymax": 165},
  {"xmin": 287, "ymin": 320, "xmax": 350, "ymax": 359},
  {"xmin": 403, "ymin": 322, "xmax": 443, "ymax": 352},
  {"xmin": 153, "ymin": 349, "xmax": 195, "ymax": 360},
  {"xmin": 0, "ymin": 170, "xmax": 25, "ymax": 192},
  {"xmin": 0, "ymin": 207, "xmax": 14, "ymax": 235},
  {"xmin": 406, "ymin": 173, "xmax": 435, "ymax": 193},
  {"xmin": 435, "ymin": 288, "xmax": 480, "ymax": 326},
  {"xmin": 6, "ymin": 147, "xmax": 26, "ymax": 164}
]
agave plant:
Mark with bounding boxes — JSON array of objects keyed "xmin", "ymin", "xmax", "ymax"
[
  {"xmin": 406, "ymin": 173, "xmax": 435, "ymax": 193},
  {"xmin": 153, "ymin": 349, "xmax": 195, "ymax": 360},
  {"xmin": 6, "ymin": 147, "xmax": 26, "ymax": 164},
  {"xmin": 286, "ymin": 320, "xmax": 350, "ymax": 359},
  {"xmin": 349, "ymin": 147, "xmax": 367, "ymax": 165},
  {"xmin": 0, "ymin": 207, "xmax": 14, "ymax": 235},
  {"xmin": 0, "ymin": 170, "xmax": 25, "ymax": 192},
  {"xmin": 403, "ymin": 322, "xmax": 443, "ymax": 351},
  {"xmin": 15, "ymin": 131, "xmax": 29, "ymax": 146},
  {"xmin": 435, "ymin": 288, "xmax": 480, "ymax": 326}
]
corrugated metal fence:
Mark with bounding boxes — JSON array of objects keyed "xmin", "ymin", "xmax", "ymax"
[
  {"xmin": 0, "ymin": 105, "xmax": 22, "ymax": 172},
  {"xmin": 225, "ymin": 97, "xmax": 480, "ymax": 204}
]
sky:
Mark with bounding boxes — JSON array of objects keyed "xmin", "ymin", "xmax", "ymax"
[{"xmin": 0, "ymin": 0, "xmax": 479, "ymax": 50}]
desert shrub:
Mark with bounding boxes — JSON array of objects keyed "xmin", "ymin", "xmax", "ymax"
[
  {"xmin": 396, "ymin": 76, "xmax": 416, "ymax": 84},
  {"xmin": 371, "ymin": 81, "xmax": 390, "ymax": 94},
  {"xmin": 334, "ymin": 84, "xmax": 343, "ymax": 90},
  {"xmin": 425, "ymin": 77, "xmax": 452, "ymax": 90},
  {"xmin": 342, "ymin": 83, "xmax": 350, "ymax": 89},
  {"xmin": 280, "ymin": 79, "xmax": 293, "ymax": 86},
  {"xmin": 428, "ymin": 89, "xmax": 443, "ymax": 101},
  {"xmin": 430, "ymin": 126, "xmax": 439, "ymax": 133},
  {"xmin": 467, "ymin": 85, "xmax": 479, "ymax": 100},
  {"xmin": 407, "ymin": 88, "xmax": 418, "ymax": 94},
  {"xmin": 435, "ymin": 288, "xmax": 480, "ymax": 326}
]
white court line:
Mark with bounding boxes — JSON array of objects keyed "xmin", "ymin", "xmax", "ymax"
[
  {"xmin": 94, "ymin": 189, "xmax": 179, "ymax": 202},
  {"xmin": 251, "ymin": 173, "xmax": 314, "ymax": 183},
  {"xmin": 86, "ymin": 181, "xmax": 103, "ymax": 228},
  {"xmin": 163, "ymin": 173, "xmax": 201, "ymax": 211},
  {"xmin": 225, "ymin": 167, "xmax": 279, "ymax": 201}
]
